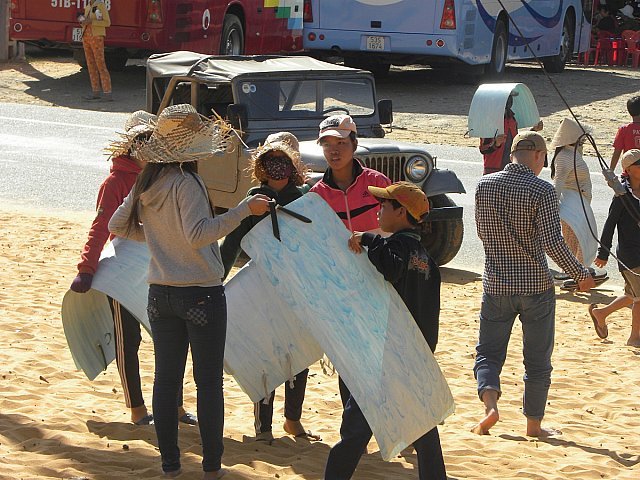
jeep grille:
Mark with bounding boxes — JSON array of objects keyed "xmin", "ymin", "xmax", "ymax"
[{"xmin": 359, "ymin": 155, "xmax": 407, "ymax": 182}]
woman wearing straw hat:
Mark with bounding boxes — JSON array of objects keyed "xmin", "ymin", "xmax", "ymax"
[
  {"xmin": 549, "ymin": 118, "xmax": 607, "ymax": 288},
  {"xmin": 220, "ymin": 132, "xmax": 320, "ymax": 444},
  {"xmin": 109, "ymin": 104, "xmax": 270, "ymax": 478}
]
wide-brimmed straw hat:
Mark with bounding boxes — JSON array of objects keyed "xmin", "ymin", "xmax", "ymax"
[
  {"xmin": 550, "ymin": 118, "xmax": 594, "ymax": 149},
  {"xmin": 135, "ymin": 104, "xmax": 235, "ymax": 164},
  {"xmin": 105, "ymin": 110, "xmax": 157, "ymax": 160},
  {"xmin": 251, "ymin": 132, "xmax": 308, "ymax": 185}
]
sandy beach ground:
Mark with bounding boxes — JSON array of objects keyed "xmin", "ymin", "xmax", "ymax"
[
  {"xmin": 1, "ymin": 204, "xmax": 639, "ymax": 479},
  {"xmin": 1, "ymin": 52, "xmax": 640, "ymax": 479}
]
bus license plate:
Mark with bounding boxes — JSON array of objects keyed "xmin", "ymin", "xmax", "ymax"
[
  {"xmin": 72, "ymin": 27, "xmax": 83, "ymax": 43},
  {"xmin": 366, "ymin": 36, "xmax": 385, "ymax": 51}
]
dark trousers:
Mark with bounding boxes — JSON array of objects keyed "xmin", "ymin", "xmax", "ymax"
[
  {"xmin": 254, "ymin": 368, "xmax": 309, "ymax": 434},
  {"xmin": 108, "ymin": 296, "xmax": 185, "ymax": 411},
  {"xmin": 324, "ymin": 395, "xmax": 447, "ymax": 480},
  {"xmin": 338, "ymin": 376, "xmax": 351, "ymax": 408},
  {"xmin": 108, "ymin": 297, "xmax": 144, "ymax": 409},
  {"xmin": 147, "ymin": 284, "xmax": 227, "ymax": 474}
]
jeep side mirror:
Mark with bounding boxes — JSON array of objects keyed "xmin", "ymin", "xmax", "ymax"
[
  {"xmin": 378, "ymin": 99, "xmax": 393, "ymax": 125},
  {"xmin": 226, "ymin": 104, "xmax": 248, "ymax": 131}
]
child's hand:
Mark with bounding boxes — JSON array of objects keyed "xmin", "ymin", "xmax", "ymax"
[
  {"xmin": 348, "ymin": 232, "xmax": 364, "ymax": 254},
  {"xmin": 594, "ymin": 258, "xmax": 607, "ymax": 268},
  {"xmin": 247, "ymin": 194, "xmax": 270, "ymax": 215},
  {"xmin": 494, "ymin": 134, "xmax": 506, "ymax": 147}
]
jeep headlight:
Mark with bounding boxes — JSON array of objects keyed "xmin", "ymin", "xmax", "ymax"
[{"xmin": 404, "ymin": 155, "xmax": 429, "ymax": 182}]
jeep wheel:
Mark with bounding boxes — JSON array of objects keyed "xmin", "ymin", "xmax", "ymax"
[
  {"xmin": 420, "ymin": 194, "xmax": 464, "ymax": 266},
  {"xmin": 220, "ymin": 14, "xmax": 244, "ymax": 55}
]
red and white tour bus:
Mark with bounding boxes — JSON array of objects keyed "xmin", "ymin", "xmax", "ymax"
[{"xmin": 9, "ymin": 1, "xmax": 304, "ymax": 69}]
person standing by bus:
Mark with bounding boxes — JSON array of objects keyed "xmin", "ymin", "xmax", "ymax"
[{"xmin": 78, "ymin": 0, "xmax": 112, "ymax": 101}]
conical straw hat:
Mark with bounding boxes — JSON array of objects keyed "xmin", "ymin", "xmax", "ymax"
[{"xmin": 550, "ymin": 118, "xmax": 594, "ymax": 149}]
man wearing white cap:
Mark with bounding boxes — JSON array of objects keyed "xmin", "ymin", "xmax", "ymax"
[{"xmin": 310, "ymin": 114, "xmax": 391, "ymax": 406}]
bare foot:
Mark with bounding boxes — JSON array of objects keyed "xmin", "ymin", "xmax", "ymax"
[
  {"xmin": 471, "ymin": 408, "xmax": 499, "ymax": 435},
  {"xmin": 527, "ymin": 426, "xmax": 562, "ymax": 437},
  {"xmin": 626, "ymin": 337, "xmax": 640, "ymax": 347},
  {"xmin": 283, "ymin": 419, "xmax": 321, "ymax": 440},
  {"xmin": 526, "ymin": 418, "xmax": 562, "ymax": 437},
  {"xmin": 163, "ymin": 468, "xmax": 181, "ymax": 477},
  {"xmin": 589, "ymin": 305, "xmax": 608, "ymax": 338},
  {"xmin": 203, "ymin": 468, "xmax": 226, "ymax": 479}
]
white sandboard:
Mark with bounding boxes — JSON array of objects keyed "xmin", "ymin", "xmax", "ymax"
[
  {"xmin": 60, "ymin": 238, "xmax": 323, "ymax": 398},
  {"xmin": 61, "ymin": 238, "xmax": 151, "ymax": 380},
  {"xmin": 559, "ymin": 189, "xmax": 598, "ymax": 266},
  {"xmin": 467, "ymin": 83, "xmax": 540, "ymax": 138},
  {"xmin": 241, "ymin": 192, "xmax": 455, "ymax": 461},
  {"xmin": 224, "ymin": 261, "xmax": 323, "ymax": 402}
]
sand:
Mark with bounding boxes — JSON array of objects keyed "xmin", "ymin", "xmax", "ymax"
[
  {"xmin": 1, "ymin": 204, "xmax": 638, "ymax": 479},
  {"xmin": 1, "ymin": 51, "xmax": 640, "ymax": 479}
]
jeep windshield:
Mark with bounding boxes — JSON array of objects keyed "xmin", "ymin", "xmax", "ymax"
[{"xmin": 234, "ymin": 77, "xmax": 376, "ymax": 121}]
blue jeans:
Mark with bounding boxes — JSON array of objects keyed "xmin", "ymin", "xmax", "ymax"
[
  {"xmin": 147, "ymin": 284, "xmax": 226, "ymax": 474},
  {"xmin": 473, "ymin": 288, "xmax": 555, "ymax": 419},
  {"xmin": 324, "ymin": 395, "xmax": 446, "ymax": 480}
]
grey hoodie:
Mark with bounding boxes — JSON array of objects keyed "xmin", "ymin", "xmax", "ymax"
[{"xmin": 109, "ymin": 167, "xmax": 252, "ymax": 287}]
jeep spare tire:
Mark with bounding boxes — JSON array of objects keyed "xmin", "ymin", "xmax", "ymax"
[{"xmin": 420, "ymin": 194, "xmax": 464, "ymax": 266}]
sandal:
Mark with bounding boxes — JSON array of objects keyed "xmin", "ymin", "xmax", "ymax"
[
  {"xmin": 134, "ymin": 414, "xmax": 154, "ymax": 426},
  {"xmin": 179, "ymin": 412, "xmax": 198, "ymax": 426}
]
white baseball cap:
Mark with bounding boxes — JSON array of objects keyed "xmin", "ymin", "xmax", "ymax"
[{"xmin": 318, "ymin": 114, "xmax": 357, "ymax": 141}]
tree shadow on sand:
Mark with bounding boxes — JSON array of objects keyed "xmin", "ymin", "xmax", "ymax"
[
  {"xmin": 10, "ymin": 49, "xmax": 147, "ymax": 113},
  {"xmin": 499, "ymin": 433, "xmax": 640, "ymax": 468},
  {"xmin": 0, "ymin": 412, "xmax": 161, "ymax": 479},
  {"xmin": 440, "ymin": 266, "xmax": 482, "ymax": 286},
  {"xmin": 87, "ymin": 419, "xmax": 437, "ymax": 479},
  {"xmin": 378, "ymin": 64, "xmax": 639, "ymax": 117}
]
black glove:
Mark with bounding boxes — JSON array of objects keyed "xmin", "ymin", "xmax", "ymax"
[{"xmin": 70, "ymin": 273, "xmax": 94, "ymax": 293}]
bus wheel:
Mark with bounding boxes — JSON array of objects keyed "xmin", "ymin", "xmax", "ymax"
[
  {"xmin": 420, "ymin": 194, "xmax": 464, "ymax": 266},
  {"xmin": 344, "ymin": 59, "xmax": 390, "ymax": 78},
  {"xmin": 486, "ymin": 20, "xmax": 508, "ymax": 77},
  {"xmin": 542, "ymin": 15, "xmax": 575, "ymax": 73},
  {"xmin": 72, "ymin": 49, "xmax": 87, "ymax": 69},
  {"xmin": 220, "ymin": 14, "xmax": 244, "ymax": 55},
  {"xmin": 105, "ymin": 49, "xmax": 129, "ymax": 71}
]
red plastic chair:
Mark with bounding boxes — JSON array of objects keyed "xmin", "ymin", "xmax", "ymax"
[
  {"xmin": 594, "ymin": 30, "xmax": 615, "ymax": 65},
  {"xmin": 622, "ymin": 30, "xmax": 640, "ymax": 68},
  {"xmin": 578, "ymin": 33, "xmax": 597, "ymax": 65}
]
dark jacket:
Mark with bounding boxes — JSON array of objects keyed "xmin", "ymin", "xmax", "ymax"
[
  {"xmin": 220, "ymin": 182, "xmax": 304, "ymax": 279},
  {"xmin": 597, "ymin": 189, "xmax": 640, "ymax": 271},
  {"xmin": 361, "ymin": 229, "xmax": 441, "ymax": 352}
]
